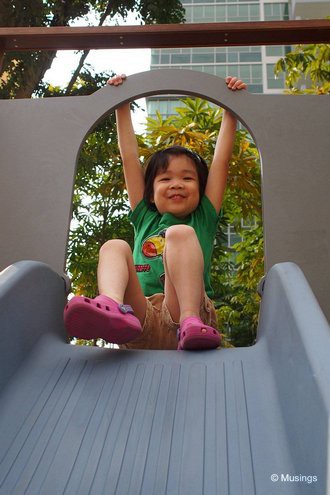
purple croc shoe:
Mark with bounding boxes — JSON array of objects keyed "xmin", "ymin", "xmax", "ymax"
[
  {"xmin": 177, "ymin": 316, "xmax": 220, "ymax": 350},
  {"xmin": 64, "ymin": 294, "xmax": 142, "ymax": 345}
]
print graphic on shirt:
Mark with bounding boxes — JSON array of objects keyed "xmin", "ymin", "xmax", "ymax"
[
  {"xmin": 142, "ymin": 229, "xmax": 166, "ymax": 258},
  {"xmin": 135, "ymin": 264, "xmax": 151, "ymax": 273},
  {"xmin": 136, "ymin": 229, "xmax": 166, "ymax": 287}
]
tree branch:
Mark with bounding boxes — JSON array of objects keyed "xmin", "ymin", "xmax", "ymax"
[
  {"xmin": 15, "ymin": 51, "xmax": 57, "ymax": 98},
  {"xmin": 65, "ymin": 2, "xmax": 113, "ymax": 95}
]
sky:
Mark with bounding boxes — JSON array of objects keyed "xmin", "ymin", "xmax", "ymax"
[
  {"xmin": 45, "ymin": 48, "xmax": 150, "ymax": 127},
  {"xmin": 44, "ymin": 13, "xmax": 151, "ymax": 128},
  {"xmin": 45, "ymin": 47, "xmax": 151, "ymax": 86}
]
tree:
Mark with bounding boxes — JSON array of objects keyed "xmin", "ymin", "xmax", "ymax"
[
  {"xmin": 274, "ymin": 43, "xmax": 330, "ymax": 94},
  {"xmin": 0, "ymin": 0, "xmax": 185, "ymax": 99}
]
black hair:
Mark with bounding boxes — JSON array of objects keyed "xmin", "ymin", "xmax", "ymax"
[{"xmin": 143, "ymin": 145, "xmax": 209, "ymax": 209}]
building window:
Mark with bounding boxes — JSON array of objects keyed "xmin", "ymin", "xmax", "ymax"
[
  {"xmin": 192, "ymin": 51, "xmax": 215, "ymax": 63},
  {"xmin": 267, "ymin": 64, "xmax": 285, "ymax": 89},
  {"xmin": 240, "ymin": 52, "xmax": 262, "ymax": 62},
  {"xmin": 184, "ymin": 3, "xmax": 260, "ymax": 22},
  {"xmin": 266, "ymin": 45, "xmax": 291, "ymax": 57},
  {"xmin": 264, "ymin": 3, "xmax": 289, "ymax": 20}
]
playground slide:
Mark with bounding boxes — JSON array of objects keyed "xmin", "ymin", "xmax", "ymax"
[{"xmin": 0, "ymin": 260, "xmax": 329, "ymax": 494}]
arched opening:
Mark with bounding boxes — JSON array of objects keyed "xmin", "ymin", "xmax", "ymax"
[{"xmin": 67, "ymin": 99, "xmax": 262, "ymax": 348}]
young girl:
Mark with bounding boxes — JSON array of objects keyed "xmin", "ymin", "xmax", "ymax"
[{"xmin": 64, "ymin": 74, "xmax": 247, "ymax": 350}]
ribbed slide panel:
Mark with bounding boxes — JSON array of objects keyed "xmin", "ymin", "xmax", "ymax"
[{"xmin": 0, "ymin": 347, "xmax": 260, "ymax": 495}]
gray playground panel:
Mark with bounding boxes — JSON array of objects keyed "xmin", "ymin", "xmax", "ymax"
[
  {"xmin": 0, "ymin": 260, "xmax": 330, "ymax": 494},
  {"xmin": 0, "ymin": 70, "xmax": 330, "ymax": 494},
  {"xmin": 0, "ymin": 69, "xmax": 329, "ymax": 321}
]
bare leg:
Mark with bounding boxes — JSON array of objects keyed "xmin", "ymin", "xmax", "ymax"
[
  {"xmin": 163, "ymin": 225, "xmax": 205, "ymax": 324},
  {"xmin": 97, "ymin": 239, "xmax": 147, "ymax": 325}
]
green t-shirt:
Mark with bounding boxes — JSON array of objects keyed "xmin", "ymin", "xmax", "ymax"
[{"xmin": 129, "ymin": 196, "xmax": 220, "ymax": 298}]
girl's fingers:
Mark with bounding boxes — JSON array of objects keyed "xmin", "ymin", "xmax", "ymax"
[
  {"xmin": 107, "ymin": 74, "xmax": 127, "ymax": 86},
  {"xmin": 236, "ymin": 81, "xmax": 247, "ymax": 90},
  {"xmin": 226, "ymin": 76, "xmax": 247, "ymax": 91},
  {"xmin": 226, "ymin": 76, "xmax": 238, "ymax": 88}
]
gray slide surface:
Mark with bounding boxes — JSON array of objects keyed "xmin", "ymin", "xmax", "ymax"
[{"xmin": 0, "ymin": 260, "xmax": 329, "ymax": 494}]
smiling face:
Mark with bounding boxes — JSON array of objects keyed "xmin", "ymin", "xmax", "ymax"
[{"xmin": 151, "ymin": 154, "xmax": 200, "ymax": 218}]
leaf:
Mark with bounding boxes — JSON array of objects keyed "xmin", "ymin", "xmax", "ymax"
[{"xmin": 274, "ymin": 43, "xmax": 330, "ymax": 94}]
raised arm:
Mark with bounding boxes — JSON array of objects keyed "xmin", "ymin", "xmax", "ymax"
[
  {"xmin": 108, "ymin": 75, "xmax": 145, "ymax": 211},
  {"xmin": 204, "ymin": 76, "xmax": 247, "ymax": 214}
]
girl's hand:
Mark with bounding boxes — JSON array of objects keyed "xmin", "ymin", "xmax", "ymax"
[
  {"xmin": 107, "ymin": 74, "xmax": 127, "ymax": 86},
  {"xmin": 225, "ymin": 76, "xmax": 247, "ymax": 91}
]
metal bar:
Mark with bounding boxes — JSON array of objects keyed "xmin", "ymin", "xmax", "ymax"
[{"xmin": 0, "ymin": 20, "xmax": 329, "ymax": 52}]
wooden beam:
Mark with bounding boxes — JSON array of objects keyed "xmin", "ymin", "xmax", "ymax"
[{"xmin": 0, "ymin": 20, "xmax": 329, "ymax": 52}]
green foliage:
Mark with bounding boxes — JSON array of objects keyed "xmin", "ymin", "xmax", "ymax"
[
  {"xmin": 274, "ymin": 44, "xmax": 330, "ymax": 94},
  {"xmin": 217, "ymin": 224, "xmax": 263, "ymax": 346}
]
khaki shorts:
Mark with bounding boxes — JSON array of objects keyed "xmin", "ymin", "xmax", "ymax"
[{"xmin": 119, "ymin": 292, "xmax": 217, "ymax": 350}]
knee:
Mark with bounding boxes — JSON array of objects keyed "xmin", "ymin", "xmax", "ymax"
[
  {"xmin": 165, "ymin": 225, "xmax": 196, "ymax": 243},
  {"xmin": 99, "ymin": 239, "xmax": 132, "ymax": 257}
]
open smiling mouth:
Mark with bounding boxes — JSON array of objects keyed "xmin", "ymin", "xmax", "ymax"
[{"xmin": 169, "ymin": 194, "xmax": 185, "ymax": 199}]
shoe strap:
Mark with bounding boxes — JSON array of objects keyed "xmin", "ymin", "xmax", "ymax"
[{"xmin": 119, "ymin": 304, "xmax": 134, "ymax": 315}]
